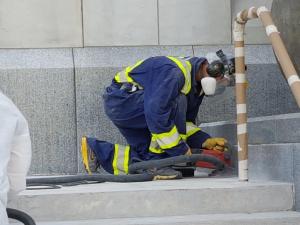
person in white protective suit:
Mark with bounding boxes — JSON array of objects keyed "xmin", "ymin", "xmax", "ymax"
[{"xmin": 0, "ymin": 91, "xmax": 31, "ymax": 225}]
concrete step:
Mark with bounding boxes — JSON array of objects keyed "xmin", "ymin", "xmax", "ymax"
[
  {"xmin": 8, "ymin": 177, "xmax": 294, "ymax": 221},
  {"xmin": 11, "ymin": 212, "xmax": 300, "ymax": 225},
  {"xmin": 201, "ymin": 112, "xmax": 300, "ymax": 146}
]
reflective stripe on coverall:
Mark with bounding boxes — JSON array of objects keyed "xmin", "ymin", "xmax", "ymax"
[
  {"xmin": 0, "ymin": 91, "xmax": 31, "ymax": 225},
  {"xmin": 87, "ymin": 56, "xmax": 211, "ymax": 175}
]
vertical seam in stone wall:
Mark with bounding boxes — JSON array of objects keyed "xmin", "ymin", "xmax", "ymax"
[
  {"xmin": 81, "ymin": 0, "xmax": 85, "ymax": 47},
  {"xmin": 71, "ymin": 48, "xmax": 79, "ymax": 173},
  {"xmin": 292, "ymin": 143, "xmax": 296, "ymax": 210},
  {"xmin": 230, "ymin": 0, "xmax": 233, "ymax": 44},
  {"xmin": 192, "ymin": 46, "xmax": 195, "ymax": 57},
  {"xmin": 157, "ymin": 0, "xmax": 160, "ymax": 45}
]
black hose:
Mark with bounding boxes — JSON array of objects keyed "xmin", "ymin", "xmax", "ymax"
[
  {"xmin": 129, "ymin": 154, "xmax": 224, "ymax": 174},
  {"xmin": 26, "ymin": 154, "xmax": 224, "ymax": 187},
  {"xmin": 6, "ymin": 208, "xmax": 36, "ymax": 225},
  {"xmin": 26, "ymin": 173, "xmax": 154, "ymax": 187}
]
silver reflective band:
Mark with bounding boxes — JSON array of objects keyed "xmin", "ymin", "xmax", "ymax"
[
  {"xmin": 113, "ymin": 144, "xmax": 130, "ymax": 175},
  {"xmin": 186, "ymin": 122, "xmax": 201, "ymax": 138},
  {"xmin": 233, "ymin": 31, "xmax": 244, "ymax": 41},
  {"xmin": 239, "ymin": 160, "xmax": 248, "ymax": 181},
  {"xmin": 235, "ymin": 47, "xmax": 244, "ymax": 57},
  {"xmin": 238, "ymin": 142, "xmax": 242, "ymax": 152},
  {"xmin": 236, "ymin": 11, "xmax": 245, "ymax": 23},
  {"xmin": 116, "ymin": 145, "xmax": 127, "ymax": 175},
  {"xmin": 247, "ymin": 7, "xmax": 256, "ymax": 19},
  {"xmin": 237, "ymin": 104, "xmax": 247, "ymax": 114},
  {"xmin": 257, "ymin": 6, "xmax": 269, "ymax": 17},
  {"xmin": 118, "ymin": 70, "xmax": 128, "ymax": 83},
  {"xmin": 266, "ymin": 25, "xmax": 278, "ymax": 36},
  {"xmin": 288, "ymin": 75, "xmax": 300, "ymax": 86},
  {"xmin": 237, "ymin": 123, "xmax": 247, "ymax": 135},
  {"xmin": 156, "ymin": 132, "xmax": 181, "ymax": 149},
  {"xmin": 149, "ymin": 138, "xmax": 164, "ymax": 154},
  {"xmin": 235, "ymin": 73, "xmax": 246, "ymax": 83}
]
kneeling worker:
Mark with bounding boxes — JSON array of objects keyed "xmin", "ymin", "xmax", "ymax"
[{"xmin": 82, "ymin": 53, "xmax": 233, "ymax": 178}]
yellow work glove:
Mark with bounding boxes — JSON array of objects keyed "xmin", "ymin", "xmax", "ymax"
[
  {"xmin": 185, "ymin": 148, "xmax": 192, "ymax": 156},
  {"xmin": 202, "ymin": 137, "xmax": 228, "ymax": 152}
]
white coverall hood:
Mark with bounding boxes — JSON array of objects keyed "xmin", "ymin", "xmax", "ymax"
[{"xmin": 0, "ymin": 91, "xmax": 31, "ymax": 225}]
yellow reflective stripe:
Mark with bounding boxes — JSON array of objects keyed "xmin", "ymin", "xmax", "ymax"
[
  {"xmin": 186, "ymin": 122, "xmax": 201, "ymax": 138},
  {"xmin": 113, "ymin": 144, "xmax": 131, "ymax": 175},
  {"xmin": 115, "ymin": 69, "xmax": 132, "ymax": 83},
  {"xmin": 115, "ymin": 72, "xmax": 121, "ymax": 83},
  {"xmin": 149, "ymin": 147, "xmax": 165, "ymax": 154},
  {"xmin": 149, "ymin": 136, "xmax": 165, "ymax": 154},
  {"xmin": 180, "ymin": 134, "xmax": 187, "ymax": 141},
  {"xmin": 113, "ymin": 144, "xmax": 119, "ymax": 175},
  {"xmin": 124, "ymin": 146, "xmax": 130, "ymax": 174},
  {"xmin": 116, "ymin": 145, "xmax": 126, "ymax": 175},
  {"xmin": 152, "ymin": 126, "xmax": 181, "ymax": 149},
  {"xmin": 167, "ymin": 56, "xmax": 192, "ymax": 95},
  {"xmin": 114, "ymin": 60, "xmax": 144, "ymax": 84}
]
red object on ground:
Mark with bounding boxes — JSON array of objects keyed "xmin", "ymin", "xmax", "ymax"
[{"xmin": 196, "ymin": 149, "xmax": 231, "ymax": 169}]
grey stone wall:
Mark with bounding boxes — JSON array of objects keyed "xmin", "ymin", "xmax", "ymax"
[
  {"xmin": 200, "ymin": 113, "xmax": 300, "ymax": 210},
  {"xmin": 272, "ymin": 0, "xmax": 300, "ymax": 75},
  {"xmin": 196, "ymin": 45, "xmax": 298, "ymax": 123},
  {"xmin": 0, "ymin": 0, "xmax": 272, "ymax": 48},
  {"xmin": 0, "ymin": 45, "xmax": 298, "ymax": 175},
  {"xmin": 0, "ymin": 49, "xmax": 77, "ymax": 175}
]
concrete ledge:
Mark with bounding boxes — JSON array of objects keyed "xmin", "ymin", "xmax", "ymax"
[
  {"xmin": 73, "ymin": 46, "xmax": 194, "ymax": 68},
  {"xmin": 0, "ymin": 49, "xmax": 73, "ymax": 69},
  {"xmin": 248, "ymin": 143, "xmax": 295, "ymax": 182},
  {"xmin": 21, "ymin": 212, "xmax": 300, "ymax": 225},
  {"xmin": 9, "ymin": 178, "xmax": 294, "ymax": 221},
  {"xmin": 201, "ymin": 113, "xmax": 300, "ymax": 145}
]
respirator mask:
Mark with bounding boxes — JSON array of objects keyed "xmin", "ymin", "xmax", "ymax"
[{"xmin": 202, "ymin": 50, "xmax": 238, "ymax": 95}]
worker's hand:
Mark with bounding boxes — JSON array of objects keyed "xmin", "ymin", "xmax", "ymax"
[
  {"xmin": 202, "ymin": 137, "xmax": 228, "ymax": 152},
  {"xmin": 185, "ymin": 148, "xmax": 192, "ymax": 156}
]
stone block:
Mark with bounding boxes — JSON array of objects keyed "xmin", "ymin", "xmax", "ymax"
[
  {"xmin": 83, "ymin": 0, "xmax": 158, "ymax": 46},
  {"xmin": 198, "ymin": 64, "xmax": 299, "ymax": 123},
  {"xmin": 73, "ymin": 46, "xmax": 194, "ymax": 68},
  {"xmin": 201, "ymin": 113, "xmax": 300, "ymax": 145},
  {"xmin": 248, "ymin": 144, "xmax": 294, "ymax": 182},
  {"xmin": 18, "ymin": 212, "xmax": 300, "ymax": 225},
  {"xmin": 0, "ymin": 49, "xmax": 74, "ymax": 69},
  {"xmin": 159, "ymin": 0, "xmax": 231, "ymax": 45},
  {"xmin": 0, "ymin": 0, "xmax": 82, "ymax": 48},
  {"xmin": 247, "ymin": 64, "xmax": 298, "ymax": 117},
  {"xmin": 0, "ymin": 69, "xmax": 77, "ymax": 175},
  {"xmin": 293, "ymin": 143, "xmax": 300, "ymax": 211},
  {"xmin": 10, "ymin": 178, "xmax": 294, "ymax": 221},
  {"xmin": 275, "ymin": 114, "xmax": 300, "ymax": 144},
  {"xmin": 0, "ymin": 49, "xmax": 77, "ymax": 175},
  {"xmin": 200, "ymin": 122, "xmax": 237, "ymax": 145},
  {"xmin": 248, "ymin": 120, "xmax": 276, "ymax": 144},
  {"xmin": 193, "ymin": 45, "xmax": 276, "ymax": 64},
  {"xmin": 75, "ymin": 67, "xmax": 127, "ymax": 151},
  {"xmin": 231, "ymin": 0, "xmax": 273, "ymax": 44},
  {"xmin": 197, "ymin": 86, "xmax": 236, "ymax": 123}
]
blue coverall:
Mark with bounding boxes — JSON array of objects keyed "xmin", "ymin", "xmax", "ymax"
[{"xmin": 87, "ymin": 56, "xmax": 211, "ymax": 175}]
